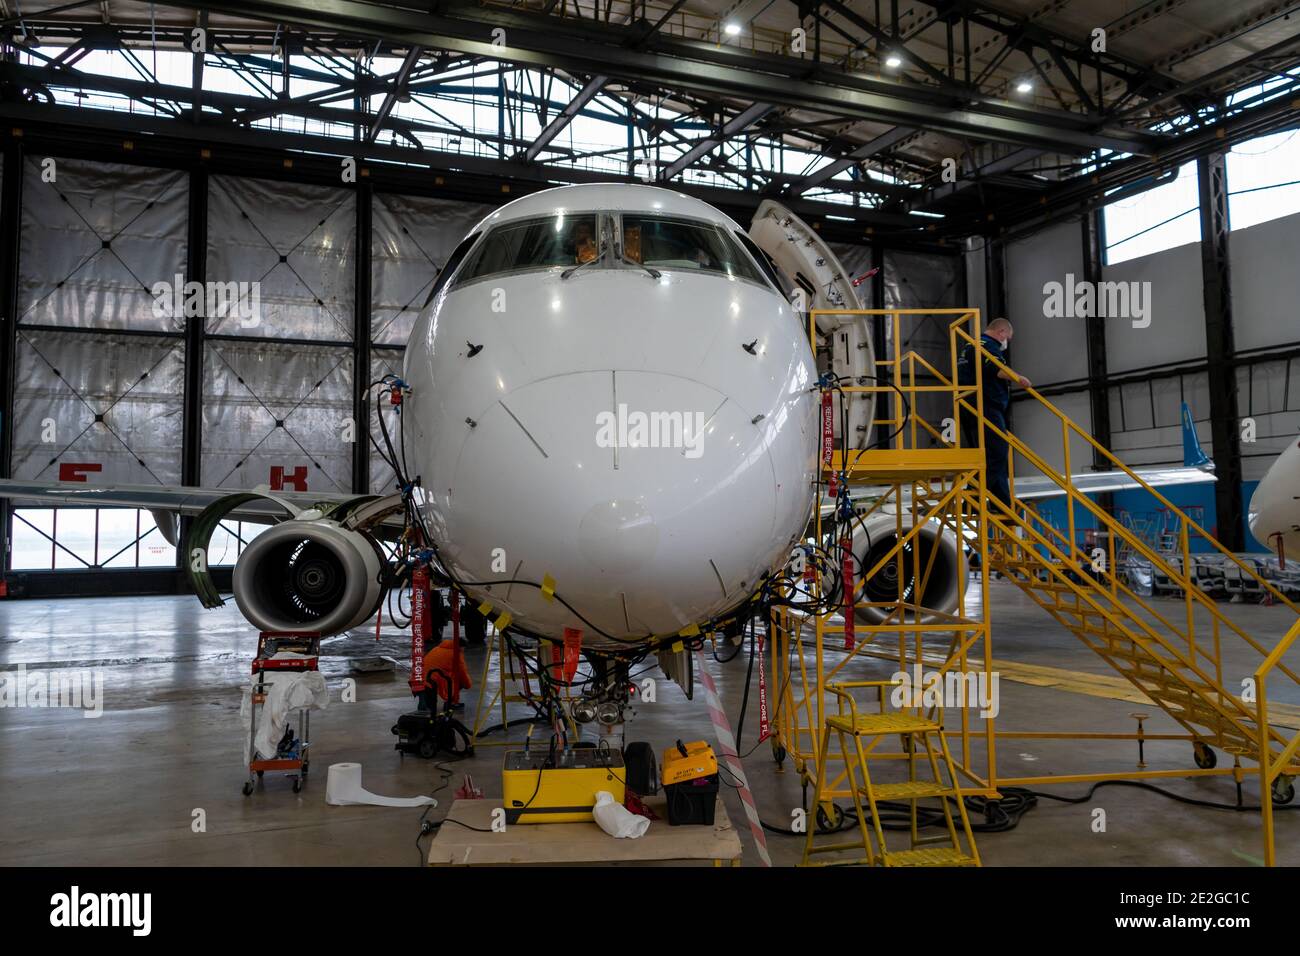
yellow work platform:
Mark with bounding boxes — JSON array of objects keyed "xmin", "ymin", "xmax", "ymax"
[
  {"xmin": 825, "ymin": 447, "xmax": 984, "ymax": 481},
  {"xmin": 826, "ymin": 713, "xmax": 938, "ymax": 734}
]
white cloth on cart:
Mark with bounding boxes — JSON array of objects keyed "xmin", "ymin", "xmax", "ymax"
[{"xmin": 241, "ymin": 652, "xmax": 328, "ymax": 764}]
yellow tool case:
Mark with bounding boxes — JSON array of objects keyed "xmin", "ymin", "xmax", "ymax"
[
  {"xmin": 502, "ymin": 748, "xmax": 626, "ymax": 824},
  {"xmin": 662, "ymin": 740, "xmax": 720, "ymax": 826}
]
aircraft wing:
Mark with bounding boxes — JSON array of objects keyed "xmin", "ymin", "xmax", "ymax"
[
  {"xmin": 0, "ymin": 477, "xmax": 358, "ymax": 520},
  {"xmin": 1012, "ymin": 465, "xmax": 1216, "ymax": 499},
  {"xmin": 823, "ymin": 464, "xmax": 1215, "ymax": 513}
]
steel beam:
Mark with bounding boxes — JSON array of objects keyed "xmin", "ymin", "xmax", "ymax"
[
  {"xmin": 524, "ymin": 74, "xmax": 606, "ymax": 161},
  {"xmin": 190, "ymin": 9, "xmax": 207, "ymax": 123},
  {"xmin": 353, "ymin": 180, "xmax": 372, "ymax": 494},
  {"xmin": 366, "ymin": 44, "xmax": 421, "ymax": 143},
  {"xmin": 910, "ymin": 146, "xmax": 1039, "ymax": 209},
  {"xmin": 1197, "ymin": 150, "xmax": 1243, "ymax": 550},
  {"xmin": 1081, "ymin": 208, "xmax": 1111, "ymax": 471},
  {"xmin": 0, "ymin": 141, "xmax": 22, "ymax": 573},
  {"xmin": 788, "ymin": 125, "xmax": 916, "ymax": 195},
  {"xmin": 660, "ymin": 102, "xmax": 774, "ymax": 180},
  {"xmin": 181, "ymin": 165, "xmax": 207, "ymax": 491},
  {"xmin": 152, "ymin": 0, "xmax": 1163, "ymax": 155},
  {"xmin": 0, "ymin": 101, "xmax": 938, "ymax": 244}
]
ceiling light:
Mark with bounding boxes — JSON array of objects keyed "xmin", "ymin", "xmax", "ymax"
[
  {"xmin": 884, "ymin": 53, "xmax": 902, "ymax": 68},
  {"xmin": 1016, "ymin": 79, "xmax": 1033, "ymax": 94},
  {"xmin": 723, "ymin": 21, "xmax": 741, "ymax": 36}
]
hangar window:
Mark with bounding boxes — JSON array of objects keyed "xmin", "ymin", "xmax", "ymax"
[
  {"xmin": 620, "ymin": 215, "xmax": 765, "ymax": 284},
  {"xmin": 454, "ymin": 213, "xmax": 601, "ymax": 284},
  {"xmin": 10, "ymin": 508, "xmax": 177, "ymax": 570},
  {"xmin": 1102, "ymin": 160, "xmax": 1201, "ymax": 265},
  {"xmin": 1227, "ymin": 129, "xmax": 1300, "ymax": 231}
]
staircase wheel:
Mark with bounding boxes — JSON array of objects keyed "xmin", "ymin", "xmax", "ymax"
[
  {"xmin": 770, "ymin": 738, "xmax": 787, "ymax": 768},
  {"xmin": 1193, "ymin": 741, "xmax": 1217, "ymax": 770},
  {"xmin": 1272, "ymin": 777, "xmax": 1295, "ymax": 806},
  {"xmin": 815, "ymin": 803, "xmax": 845, "ymax": 833}
]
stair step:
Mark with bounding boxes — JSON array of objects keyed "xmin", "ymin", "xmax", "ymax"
[
  {"xmin": 827, "ymin": 713, "xmax": 939, "ymax": 735},
  {"xmin": 869, "ymin": 781, "xmax": 952, "ymax": 801},
  {"xmin": 885, "ymin": 847, "xmax": 978, "ymax": 867}
]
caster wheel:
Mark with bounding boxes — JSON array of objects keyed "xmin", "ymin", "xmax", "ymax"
[
  {"xmin": 242, "ymin": 781, "xmax": 254, "ymax": 796},
  {"xmin": 1193, "ymin": 741, "xmax": 1217, "ymax": 769},
  {"xmin": 256, "ymin": 770, "xmax": 264, "ymax": 779},
  {"xmin": 292, "ymin": 778, "xmax": 303, "ymax": 794},
  {"xmin": 417, "ymin": 737, "xmax": 438, "ymax": 760},
  {"xmin": 1272, "ymin": 777, "xmax": 1295, "ymax": 806},
  {"xmin": 815, "ymin": 803, "xmax": 845, "ymax": 833},
  {"xmin": 771, "ymin": 741, "xmax": 787, "ymax": 768}
]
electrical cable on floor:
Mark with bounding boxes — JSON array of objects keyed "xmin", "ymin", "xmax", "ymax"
[
  {"xmin": 413, "ymin": 761, "xmax": 458, "ymax": 866},
  {"xmin": 1027, "ymin": 778, "xmax": 1300, "ymax": 814},
  {"xmin": 754, "ymin": 777, "xmax": 1300, "ymax": 843}
]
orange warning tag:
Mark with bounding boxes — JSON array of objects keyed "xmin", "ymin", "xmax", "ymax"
[{"xmin": 557, "ymin": 627, "xmax": 582, "ymax": 683}]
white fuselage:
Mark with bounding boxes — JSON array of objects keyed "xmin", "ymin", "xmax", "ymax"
[
  {"xmin": 402, "ymin": 184, "xmax": 819, "ymax": 649},
  {"xmin": 1249, "ymin": 435, "xmax": 1300, "ymax": 560}
]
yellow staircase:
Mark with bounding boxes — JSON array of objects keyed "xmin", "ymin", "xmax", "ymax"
[
  {"xmin": 957, "ymin": 330, "xmax": 1300, "ymax": 862},
  {"xmin": 802, "ymin": 682, "xmax": 980, "ymax": 867}
]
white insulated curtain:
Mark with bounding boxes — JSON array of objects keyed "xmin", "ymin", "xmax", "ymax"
[
  {"xmin": 368, "ymin": 191, "xmax": 494, "ymax": 494},
  {"xmin": 200, "ymin": 176, "xmax": 356, "ymax": 494},
  {"xmin": 12, "ymin": 158, "xmax": 188, "ymax": 490}
]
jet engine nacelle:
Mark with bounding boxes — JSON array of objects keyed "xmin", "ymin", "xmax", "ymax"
[
  {"xmin": 232, "ymin": 519, "xmax": 385, "ymax": 636},
  {"xmin": 850, "ymin": 512, "xmax": 969, "ymax": 624}
]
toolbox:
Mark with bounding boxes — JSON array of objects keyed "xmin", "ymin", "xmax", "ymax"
[{"xmin": 662, "ymin": 740, "xmax": 719, "ymax": 826}]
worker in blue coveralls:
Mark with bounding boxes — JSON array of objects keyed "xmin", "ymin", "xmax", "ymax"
[{"xmin": 957, "ymin": 317, "xmax": 1032, "ymax": 507}]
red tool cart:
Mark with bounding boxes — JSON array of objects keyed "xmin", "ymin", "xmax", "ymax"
[{"xmin": 243, "ymin": 631, "xmax": 321, "ymax": 797}]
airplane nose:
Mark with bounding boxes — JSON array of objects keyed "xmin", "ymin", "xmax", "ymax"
[
  {"xmin": 577, "ymin": 498, "xmax": 659, "ymax": 575},
  {"xmin": 446, "ymin": 369, "xmax": 792, "ymax": 638}
]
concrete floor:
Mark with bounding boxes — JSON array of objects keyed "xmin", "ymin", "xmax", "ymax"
[{"xmin": 2, "ymin": 579, "xmax": 1299, "ymax": 867}]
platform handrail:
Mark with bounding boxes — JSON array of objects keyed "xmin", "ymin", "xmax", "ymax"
[
  {"xmin": 952, "ymin": 320, "xmax": 1298, "ymax": 614},
  {"xmin": 1256, "ymin": 616, "xmax": 1300, "ymax": 865}
]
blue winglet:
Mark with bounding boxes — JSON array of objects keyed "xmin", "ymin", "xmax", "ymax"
[{"xmin": 1181, "ymin": 403, "xmax": 1214, "ymax": 470}]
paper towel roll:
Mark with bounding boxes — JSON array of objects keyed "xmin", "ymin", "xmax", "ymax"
[{"xmin": 325, "ymin": 762, "xmax": 437, "ymax": 808}]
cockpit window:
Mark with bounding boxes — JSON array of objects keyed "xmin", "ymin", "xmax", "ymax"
[
  {"xmin": 455, "ymin": 213, "xmax": 601, "ymax": 284},
  {"xmin": 621, "ymin": 215, "xmax": 766, "ymax": 284}
]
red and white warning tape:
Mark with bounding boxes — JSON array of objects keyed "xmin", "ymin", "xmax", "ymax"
[{"xmin": 694, "ymin": 647, "xmax": 772, "ymax": 867}]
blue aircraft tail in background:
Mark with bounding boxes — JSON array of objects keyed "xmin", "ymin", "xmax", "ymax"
[{"xmin": 1182, "ymin": 403, "xmax": 1215, "ymax": 470}]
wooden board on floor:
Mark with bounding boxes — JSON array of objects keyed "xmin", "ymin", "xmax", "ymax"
[{"xmin": 428, "ymin": 796, "xmax": 742, "ymax": 866}]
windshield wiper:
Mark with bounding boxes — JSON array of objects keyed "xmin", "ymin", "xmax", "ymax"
[
  {"xmin": 621, "ymin": 253, "xmax": 661, "ymax": 279},
  {"xmin": 611, "ymin": 222, "xmax": 661, "ymax": 279},
  {"xmin": 561, "ymin": 235, "xmax": 609, "ymax": 280}
]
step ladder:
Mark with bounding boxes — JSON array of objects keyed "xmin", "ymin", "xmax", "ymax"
[{"xmin": 801, "ymin": 681, "xmax": 980, "ymax": 867}]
